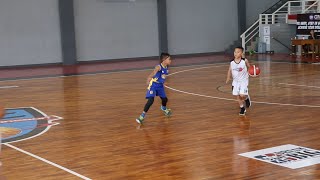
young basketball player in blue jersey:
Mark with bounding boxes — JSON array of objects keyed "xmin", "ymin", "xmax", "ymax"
[
  {"xmin": 136, "ymin": 53, "xmax": 172, "ymax": 124},
  {"xmin": 226, "ymin": 47, "xmax": 251, "ymax": 116}
]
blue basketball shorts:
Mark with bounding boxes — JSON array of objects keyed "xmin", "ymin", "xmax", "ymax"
[{"xmin": 146, "ymin": 83, "xmax": 166, "ymax": 98}]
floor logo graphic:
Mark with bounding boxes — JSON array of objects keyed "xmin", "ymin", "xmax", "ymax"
[
  {"xmin": 239, "ymin": 144, "xmax": 320, "ymax": 169},
  {"xmin": 0, "ymin": 107, "xmax": 62, "ymax": 143}
]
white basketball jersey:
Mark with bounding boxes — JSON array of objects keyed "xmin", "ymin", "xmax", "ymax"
[{"xmin": 230, "ymin": 58, "xmax": 248, "ymax": 85}]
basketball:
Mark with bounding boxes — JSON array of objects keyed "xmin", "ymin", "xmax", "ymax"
[{"xmin": 248, "ymin": 65, "xmax": 260, "ymax": 77}]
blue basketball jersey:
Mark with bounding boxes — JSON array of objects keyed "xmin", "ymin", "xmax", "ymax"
[
  {"xmin": 146, "ymin": 64, "xmax": 169, "ymax": 98},
  {"xmin": 152, "ymin": 64, "xmax": 169, "ymax": 84}
]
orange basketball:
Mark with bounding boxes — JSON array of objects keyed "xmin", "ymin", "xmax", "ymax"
[{"xmin": 248, "ymin": 65, "xmax": 260, "ymax": 77}]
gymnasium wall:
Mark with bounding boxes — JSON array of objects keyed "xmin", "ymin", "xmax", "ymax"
[
  {"xmin": 166, "ymin": 0, "xmax": 239, "ymax": 55},
  {"xmin": 0, "ymin": 0, "xmax": 62, "ymax": 66},
  {"xmin": 74, "ymin": 0, "xmax": 159, "ymax": 61},
  {"xmin": 269, "ymin": 24, "xmax": 296, "ymax": 53}
]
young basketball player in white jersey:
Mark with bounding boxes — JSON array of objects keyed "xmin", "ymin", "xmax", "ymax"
[{"xmin": 226, "ymin": 46, "xmax": 251, "ymax": 115}]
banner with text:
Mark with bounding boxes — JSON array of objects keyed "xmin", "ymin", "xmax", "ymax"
[{"xmin": 297, "ymin": 13, "xmax": 320, "ymax": 35}]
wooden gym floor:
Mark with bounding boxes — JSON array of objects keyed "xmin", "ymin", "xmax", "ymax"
[{"xmin": 0, "ymin": 54, "xmax": 320, "ymax": 179}]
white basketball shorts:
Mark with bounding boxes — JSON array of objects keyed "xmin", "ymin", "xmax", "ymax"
[{"xmin": 232, "ymin": 81, "xmax": 249, "ymax": 96}]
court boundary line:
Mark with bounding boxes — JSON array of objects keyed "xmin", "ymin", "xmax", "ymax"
[
  {"xmin": 0, "ymin": 86, "xmax": 19, "ymax": 89},
  {"xmin": 165, "ymin": 65, "xmax": 320, "ymax": 108},
  {"xmin": 278, "ymin": 83, "xmax": 320, "ymax": 89},
  {"xmin": 4, "ymin": 143, "xmax": 92, "ymax": 180}
]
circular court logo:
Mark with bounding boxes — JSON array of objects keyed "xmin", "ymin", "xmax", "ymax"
[{"xmin": 0, "ymin": 107, "xmax": 62, "ymax": 143}]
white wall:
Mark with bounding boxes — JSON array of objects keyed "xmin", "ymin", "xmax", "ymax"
[
  {"xmin": 166, "ymin": 0, "xmax": 239, "ymax": 55},
  {"xmin": 74, "ymin": 0, "xmax": 159, "ymax": 61},
  {"xmin": 0, "ymin": 0, "xmax": 61, "ymax": 66}
]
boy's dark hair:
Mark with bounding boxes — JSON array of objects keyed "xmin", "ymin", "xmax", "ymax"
[
  {"xmin": 160, "ymin": 52, "xmax": 171, "ymax": 62},
  {"xmin": 235, "ymin": 46, "xmax": 244, "ymax": 52}
]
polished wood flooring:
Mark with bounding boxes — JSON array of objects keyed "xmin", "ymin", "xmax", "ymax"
[{"xmin": 0, "ymin": 58, "xmax": 320, "ymax": 179}]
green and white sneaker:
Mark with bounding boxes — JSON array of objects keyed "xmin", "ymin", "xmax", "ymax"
[
  {"xmin": 161, "ymin": 106, "xmax": 172, "ymax": 117},
  {"xmin": 136, "ymin": 115, "xmax": 145, "ymax": 124}
]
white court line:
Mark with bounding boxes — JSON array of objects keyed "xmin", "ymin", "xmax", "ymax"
[
  {"xmin": 0, "ymin": 85, "xmax": 19, "ymax": 89},
  {"xmin": 278, "ymin": 83, "xmax": 320, "ymax": 89},
  {"xmin": 165, "ymin": 86, "xmax": 320, "ymax": 108},
  {"xmin": 166, "ymin": 86, "xmax": 236, "ymax": 102},
  {"xmin": 169, "ymin": 65, "xmax": 227, "ymax": 76},
  {"xmin": 165, "ymin": 65, "xmax": 320, "ymax": 108},
  {"xmin": 4, "ymin": 143, "xmax": 92, "ymax": 180}
]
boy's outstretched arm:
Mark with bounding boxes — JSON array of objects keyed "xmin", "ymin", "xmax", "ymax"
[
  {"xmin": 226, "ymin": 65, "xmax": 232, "ymax": 84},
  {"xmin": 245, "ymin": 58, "xmax": 251, "ymax": 69},
  {"xmin": 147, "ymin": 65, "xmax": 161, "ymax": 84}
]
